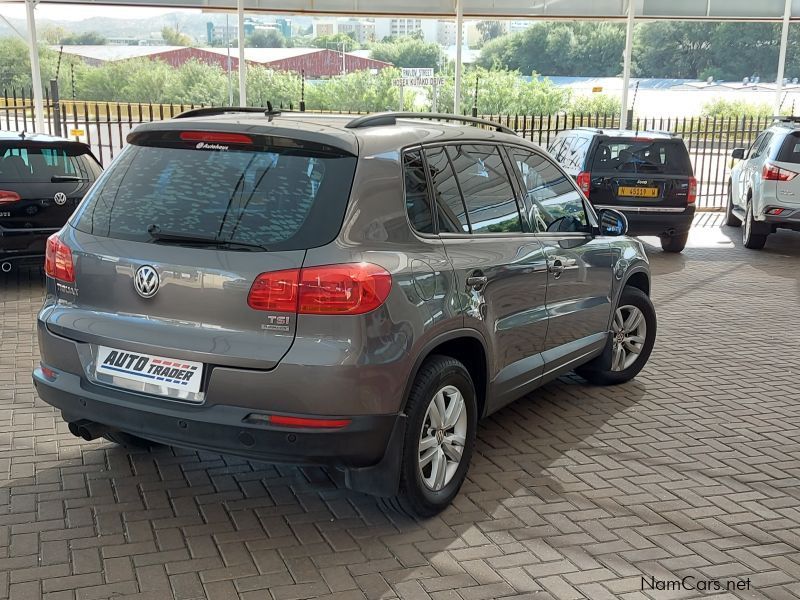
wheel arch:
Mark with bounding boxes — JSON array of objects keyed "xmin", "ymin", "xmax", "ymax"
[{"xmin": 402, "ymin": 329, "xmax": 489, "ymax": 419}]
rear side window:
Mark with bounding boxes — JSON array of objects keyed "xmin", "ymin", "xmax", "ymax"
[
  {"xmin": 591, "ymin": 139, "xmax": 692, "ymax": 175},
  {"xmin": 447, "ymin": 145, "xmax": 522, "ymax": 234},
  {"xmin": 403, "ymin": 150, "xmax": 434, "ymax": 234},
  {"xmin": 424, "ymin": 146, "xmax": 468, "ymax": 233},
  {"xmin": 0, "ymin": 144, "xmax": 98, "ymax": 183},
  {"xmin": 72, "ymin": 139, "xmax": 357, "ymax": 251},
  {"xmin": 776, "ymin": 133, "xmax": 800, "ymax": 163}
]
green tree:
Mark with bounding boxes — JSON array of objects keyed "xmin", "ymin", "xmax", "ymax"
[
  {"xmin": 569, "ymin": 93, "xmax": 621, "ymax": 115},
  {"xmin": 632, "ymin": 22, "xmax": 713, "ymax": 78},
  {"xmin": 476, "ymin": 21, "xmax": 506, "ymax": 45},
  {"xmin": 247, "ymin": 30, "xmax": 286, "ymax": 48},
  {"xmin": 370, "ymin": 37, "xmax": 442, "ymax": 69},
  {"xmin": 247, "ymin": 67, "xmax": 302, "ymax": 108},
  {"xmin": 312, "ymin": 33, "xmax": 359, "ymax": 52},
  {"xmin": 60, "ymin": 31, "xmax": 107, "ymax": 45},
  {"xmin": 40, "ymin": 26, "xmax": 69, "ymax": 45},
  {"xmin": 164, "ymin": 59, "xmax": 227, "ymax": 104},
  {"xmin": 306, "ymin": 68, "xmax": 408, "ymax": 112},
  {"xmin": 161, "ymin": 26, "xmax": 193, "ymax": 47}
]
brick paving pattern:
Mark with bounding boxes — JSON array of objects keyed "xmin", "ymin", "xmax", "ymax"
[{"xmin": 1, "ymin": 216, "xmax": 799, "ymax": 600}]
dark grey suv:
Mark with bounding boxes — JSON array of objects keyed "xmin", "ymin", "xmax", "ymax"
[{"xmin": 33, "ymin": 110, "xmax": 656, "ymax": 516}]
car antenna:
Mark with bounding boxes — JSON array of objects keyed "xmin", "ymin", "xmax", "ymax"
[
  {"xmin": 19, "ymin": 131, "xmax": 26, "ymax": 140},
  {"xmin": 264, "ymin": 101, "xmax": 280, "ymax": 122}
]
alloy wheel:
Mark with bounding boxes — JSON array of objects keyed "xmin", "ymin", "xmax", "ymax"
[
  {"xmin": 418, "ymin": 385, "xmax": 467, "ymax": 491},
  {"xmin": 611, "ymin": 305, "xmax": 647, "ymax": 371}
]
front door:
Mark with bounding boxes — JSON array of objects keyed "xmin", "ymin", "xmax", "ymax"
[
  {"xmin": 422, "ymin": 143, "xmax": 549, "ymax": 409},
  {"xmin": 507, "ymin": 147, "xmax": 614, "ymax": 369}
]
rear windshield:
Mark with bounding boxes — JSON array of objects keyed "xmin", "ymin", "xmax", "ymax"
[
  {"xmin": 72, "ymin": 139, "xmax": 357, "ymax": 251},
  {"xmin": 591, "ymin": 139, "xmax": 692, "ymax": 175},
  {"xmin": 776, "ymin": 132, "xmax": 800, "ymax": 164},
  {"xmin": 0, "ymin": 144, "xmax": 97, "ymax": 183}
]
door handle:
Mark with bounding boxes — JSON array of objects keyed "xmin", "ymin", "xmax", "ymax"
[
  {"xmin": 466, "ymin": 274, "xmax": 488, "ymax": 290},
  {"xmin": 548, "ymin": 259, "xmax": 566, "ymax": 278}
]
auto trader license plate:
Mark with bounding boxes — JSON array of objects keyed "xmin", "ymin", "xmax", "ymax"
[
  {"xmin": 95, "ymin": 346, "xmax": 203, "ymax": 394},
  {"xmin": 618, "ymin": 186, "xmax": 659, "ymax": 198}
]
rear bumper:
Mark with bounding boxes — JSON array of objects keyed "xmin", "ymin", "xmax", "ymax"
[
  {"xmin": 0, "ymin": 228, "xmax": 53, "ymax": 259},
  {"xmin": 597, "ymin": 205, "xmax": 696, "ymax": 237},
  {"xmin": 763, "ymin": 207, "xmax": 800, "ymax": 231},
  {"xmin": 33, "ymin": 364, "xmax": 401, "ymax": 470}
]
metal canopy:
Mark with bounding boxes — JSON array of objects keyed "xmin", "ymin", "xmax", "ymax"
[{"xmin": 6, "ymin": 0, "xmax": 800, "ymax": 20}]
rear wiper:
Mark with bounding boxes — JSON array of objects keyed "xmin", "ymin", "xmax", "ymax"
[
  {"xmin": 50, "ymin": 175, "xmax": 87, "ymax": 182},
  {"xmin": 147, "ymin": 225, "xmax": 268, "ymax": 252}
]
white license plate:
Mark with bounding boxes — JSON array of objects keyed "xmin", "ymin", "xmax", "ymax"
[{"xmin": 95, "ymin": 346, "xmax": 203, "ymax": 394}]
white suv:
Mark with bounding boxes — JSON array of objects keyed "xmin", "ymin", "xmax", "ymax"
[{"xmin": 728, "ymin": 118, "xmax": 800, "ymax": 249}]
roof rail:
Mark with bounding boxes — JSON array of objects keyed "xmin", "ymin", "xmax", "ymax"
[
  {"xmin": 773, "ymin": 115, "xmax": 800, "ymax": 123},
  {"xmin": 174, "ymin": 106, "xmax": 280, "ymax": 119},
  {"xmin": 345, "ymin": 112, "xmax": 517, "ymax": 135}
]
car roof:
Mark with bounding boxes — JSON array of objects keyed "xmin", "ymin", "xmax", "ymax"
[
  {"xmin": 0, "ymin": 130, "xmax": 87, "ymax": 145},
  {"xmin": 563, "ymin": 127, "xmax": 677, "ymax": 140},
  {"xmin": 129, "ymin": 112, "xmax": 524, "ymax": 157}
]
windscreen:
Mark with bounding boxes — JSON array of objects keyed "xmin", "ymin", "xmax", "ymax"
[
  {"xmin": 591, "ymin": 139, "xmax": 692, "ymax": 175},
  {"xmin": 0, "ymin": 144, "xmax": 97, "ymax": 182},
  {"xmin": 72, "ymin": 136, "xmax": 357, "ymax": 251},
  {"xmin": 776, "ymin": 132, "xmax": 800, "ymax": 164}
]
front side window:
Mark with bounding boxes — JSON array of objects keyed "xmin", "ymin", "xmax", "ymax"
[
  {"xmin": 403, "ymin": 150, "xmax": 434, "ymax": 234},
  {"xmin": 447, "ymin": 145, "xmax": 522, "ymax": 234},
  {"xmin": 511, "ymin": 149, "xmax": 590, "ymax": 234}
]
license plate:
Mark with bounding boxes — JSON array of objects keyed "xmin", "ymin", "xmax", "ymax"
[
  {"xmin": 618, "ymin": 186, "xmax": 659, "ymax": 198},
  {"xmin": 95, "ymin": 346, "xmax": 203, "ymax": 394}
]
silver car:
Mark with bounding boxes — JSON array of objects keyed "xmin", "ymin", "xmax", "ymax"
[{"xmin": 33, "ymin": 110, "xmax": 656, "ymax": 516}]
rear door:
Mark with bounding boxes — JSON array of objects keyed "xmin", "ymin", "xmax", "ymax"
[
  {"xmin": 51, "ymin": 129, "xmax": 358, "ymax": 374},
  {"xmin": 587, "ymin": 137, "xmax": 694, "ymax": 211},
  {"xmin": 0, "ymin": 141, "xmax": 101, "ymax": 230},
  {"xmin": 766, "ymin": 131, "xmax": 800, "ymax": 207},
  {"xmin": 423, "ymin": 143, "xmax": 550, "ymax": 407}
]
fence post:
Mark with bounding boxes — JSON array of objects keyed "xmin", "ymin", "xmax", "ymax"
[{"xmin": 50, "ymin": 79, "xmax": 63, "ymax": 137}]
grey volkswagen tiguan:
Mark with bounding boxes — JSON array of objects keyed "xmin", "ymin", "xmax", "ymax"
[{"xmin": 33, "ymin": 109, "xmax": 656, "ymax": 516}]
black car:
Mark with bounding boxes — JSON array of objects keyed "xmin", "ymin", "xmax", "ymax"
[
  {"xmin": 548, "ymin": 128, "xmax": 696, "ymax": 253},
  {"xmin": 1, "ymin": 131, "xmax": 102, "ymax": 271}
]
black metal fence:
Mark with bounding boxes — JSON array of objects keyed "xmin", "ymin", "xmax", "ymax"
[{"xmin": 2, "ymin": 88, "xmax": 777, "ymax": 210}]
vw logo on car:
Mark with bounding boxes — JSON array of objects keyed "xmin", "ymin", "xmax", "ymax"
[
  {"xmin": 134, "ymin": 265, "xmax": 160, "ymax": 298},
  {"xmin": 54, "ymin": 192, "xmax": 68, "ymax": 206}
]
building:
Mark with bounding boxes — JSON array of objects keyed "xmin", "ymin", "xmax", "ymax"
[
  {"xmin": 206, "ymin": 17, "xmax": 291, "ymax": 45},
  {"xmin": 312, "ymin": 18, "xmax": 374, "ymax": 44},
  {"xmin": 436, "ymin": 20, "xmax": 468, "ymax": 46},
  {"xmin": 374, "ymin": 18, "xmax": 437, "ymax": 42}
]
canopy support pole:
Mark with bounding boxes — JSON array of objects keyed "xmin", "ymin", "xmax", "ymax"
[
  {"xmin": 454, "ymin": 0, "xmax": 463, "ymax": 115},
  {"xmin": 25, "ymin": 0, "xmax": 45, "ymax": 133},
  {"xmin": 237, "ymin": 0, "xmax": 247, "ymax": 106},
  {"xmin": 619, "ymin": 0, "xmax": 635, "ymax": 129},
  {"xmin": 775, "ymin": 0, "xmax": 792, "ymax": 115}
]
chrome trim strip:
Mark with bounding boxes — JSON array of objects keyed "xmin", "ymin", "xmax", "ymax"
[{"xmin": 594, "ymin": 205, "xmax": 687, "ymax": 214}]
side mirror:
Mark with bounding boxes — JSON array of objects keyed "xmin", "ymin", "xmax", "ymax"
[
  {"xmin": 731, "ymin": 148, "xmax": 745, "ymax": 160},
  {"xmin": 597, "ymin": 208, "xmax": 628, "ymax": 237}
]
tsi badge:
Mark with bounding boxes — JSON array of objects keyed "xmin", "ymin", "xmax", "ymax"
[
  {"xmin": 54, "ymin": 192, "xmax": 67, "ymax": 206},
  {"xmin": 134, "ymin": 265, "xmax": 160, "ymax": 298},
  {"xmin": 262, "ymin": 315, "xmax": 291, "ymax": 332}
]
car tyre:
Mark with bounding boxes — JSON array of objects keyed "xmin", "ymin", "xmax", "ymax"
[
  {"xmin": 725, "ymin": 185, "xmax": 741, "ymax": 227},
  {"xmin": 389, "ymin": 355, "xmax": 477, "ymax": 518},
  {"xmin": 576, "ymin": 286, "xmax": 656, "ymax": 386},
  {"xmin": 103, "ymin": 431, "xmax": 160, "ymax": 449},
  {"xmin": 742, "ymin": 200, "xmax": 767, "ymax": 250},
  {"xmin": 659, "ymin": 231, "xmax": 689, "ymax": 253}
]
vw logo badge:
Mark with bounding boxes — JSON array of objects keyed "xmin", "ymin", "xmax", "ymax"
[
  {"xmin": 134, "ymin": 265, "xmax": 160, "ymax": 299},
  {"xmin": 54, "ymin": 192, "xmax": 67, "ymax": 206}
]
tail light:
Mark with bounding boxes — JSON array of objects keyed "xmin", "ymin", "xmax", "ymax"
[
  {"xmin": 45, "ymin": 234, "xmax": 75, "ymax": 283},
  {"xmin": 248, "ymin": 263, "xmax": 392, "ymax": 315},
  {"xmin": 180, "ymin": 131, "xmax": 253, "ymax": 145},
  {"xmin": 0, "ymin": 190, "xmax": 21, "ymax": 204},
  {"xmin": 762, "ymin": 162, "xmax": 798, "ymax": 181},
  {"xmin": 688, "ymin": 176, "xmax": 697, "ymax": 204},
  {"xmin": 577, "ymin": 171, "xmax": 591, "ymax": 197}
]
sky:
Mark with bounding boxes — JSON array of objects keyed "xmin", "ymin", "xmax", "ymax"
[{"xmin": 0, "ymin": 3, "xmax": 192, "ymax": 21}]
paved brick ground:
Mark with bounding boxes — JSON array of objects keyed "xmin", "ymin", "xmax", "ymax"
[{"xmin": 2, "ymin": 216, "xmax": 799, "ymax": 600}]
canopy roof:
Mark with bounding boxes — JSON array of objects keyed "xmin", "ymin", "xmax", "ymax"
[{"xmin": 6, "ymin": 0, "xmax": 800, "ymax": 20}]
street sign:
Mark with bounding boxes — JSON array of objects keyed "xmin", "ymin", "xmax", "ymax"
[
  {"xmin": 69, "ymin": 128, "xmax": 85, "ymax": 137},
  {"xmin": 401, "ymin": 68, "xmax": 434, "ymax": 78},
  {"xmin": 592, "ymin": 86, "xmax": 604, "ymax": 93},
  {"xmin": 392, "ymin": 77, "xmax": 447, "ymax": 87}
]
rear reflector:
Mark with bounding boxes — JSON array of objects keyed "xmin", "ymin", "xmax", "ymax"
[
  {"xmin": 762, "ymin": 162, "xmax": 798, "ymax": 181},
  {"xmin": 180, "ymin": 131, "xmax": 253, "ymax": 145},
  {"xmin": 248, "ymin": 263, "xmax": 392, "ymax": 315},
  {"xmin": 246, "ymin": 413, "xmax": 351, "ymax": 429},
  {"xmin": 40, "ymin": 363, "xmax": 57, "ymax": 380},
  {"xmin": 688, "ymin": 177, "xmax": 697, "ymax": 204},
  {"xmin": 45, "ymin": 234, "xmax": 75, "ymax": 283},
  {"xmin": 766, "ymin": 207, "xmax": 786, "ymax": 215},
  {"xmin": 0, "ymin": 190, "xmax": 21, "ymax": 204},
  {"xmin": 576, "ymin": 171, "xmax": 591, "ymax": 197}
]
